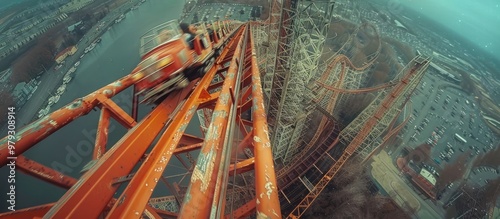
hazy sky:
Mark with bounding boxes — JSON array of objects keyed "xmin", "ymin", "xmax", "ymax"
[
  {"xmin": 396, "ymin": 0, "xmax": 500, "ymax": 59},
  {"xmin": 0, "ymin": 0, "xmax": 24, "ymax": 10}
]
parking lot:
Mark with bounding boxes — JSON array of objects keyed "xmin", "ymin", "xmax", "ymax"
[{"xmin": 395, "ymin": 70, "xmax": 499, "ymax": 199}]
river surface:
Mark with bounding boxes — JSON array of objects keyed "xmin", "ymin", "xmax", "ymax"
[{"xmin": 0, "ymin": 0, "xmax": 201, "ymax": 211}]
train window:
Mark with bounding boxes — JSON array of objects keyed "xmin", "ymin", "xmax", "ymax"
[{"xmin": 140, "ymin": 20, "xmax": 182, "ymax": 57}]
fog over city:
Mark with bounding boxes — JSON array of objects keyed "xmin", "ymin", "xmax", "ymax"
[{"xmin": 400, "ymin": 0, "xmax": 500, "ymax": 60}]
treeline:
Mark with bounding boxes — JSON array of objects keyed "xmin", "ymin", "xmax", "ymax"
[
  {"xmin": 303, "ymin": 158, "xmax": 411, "ymax": 218},
  {"xmin": 8, "ymin": 3, "xmax": 111, "ymax": 85},
  {"xmin": 0, "ymin": 91, "xmax": 15, "ymax": 123},
  {"xmin": 10, "ymin": 36, "xmax": 56, "ymax": 84}
]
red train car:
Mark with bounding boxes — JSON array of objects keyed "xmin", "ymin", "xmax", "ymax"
[{"xmin": 131, "ymin": 19, "xmax": 239, "ymax": 104}]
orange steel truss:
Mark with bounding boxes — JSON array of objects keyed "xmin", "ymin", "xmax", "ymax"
[
  {"xmin": 0, "ymin": 23, "xmax": 280, "ymax": 218},
  {"xmin": 286, "ymin": 57, "xmax": 430, "ymax": 218}
]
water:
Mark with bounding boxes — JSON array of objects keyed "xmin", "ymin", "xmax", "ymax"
[{"xmin": 0, "ymin": 0, "xmax": 202, "ymax": 211}]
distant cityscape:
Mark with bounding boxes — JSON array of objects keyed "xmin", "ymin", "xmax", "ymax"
[{"xmin": 0, "ymin": 0, "xmax": 498, "ymax": 218}]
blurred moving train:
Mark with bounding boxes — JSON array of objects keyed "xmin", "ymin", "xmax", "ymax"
[{"xmin": 130, "ymin": 19, "xmax": 239, "ymax": 104}]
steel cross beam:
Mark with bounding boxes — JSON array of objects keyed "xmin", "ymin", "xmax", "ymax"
[
  {"xmin": 287, "ymin": 56, "xmax": 430, "ymax": 218},
  {"xmin": 104, "ymin": 25, "xmax": 247, "ymax": 219},
  {"xmin": 178, "ymin": 24, "xmax": 281, "ymax": 218},
  {"xmin": 0, "ymin": 73, "xmax": 143, "ymax": 167}
]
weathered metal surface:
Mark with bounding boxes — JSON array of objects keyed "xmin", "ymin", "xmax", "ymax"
[{"xmin": 0, "ymin": 74, "xmax": 141, "ymax": 167}]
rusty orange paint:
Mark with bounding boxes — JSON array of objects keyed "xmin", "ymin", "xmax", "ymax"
[
  {"xmin": 249, "ymin": 25, "xmax": 281, "ymax": 218},
  {"xmin": 0, "ymin": 203, "xmax": 53, "ymax": 219},
  {"xmin": 228, "ymin": 158, "xmax": 255, "ymax": 176},
  {"xmin": 94, "ymin": 108, "xmax": 111, "ymax": 159},
  {"xmin": 16, "ymin": 156, "xmax": 77, "ymax": 189},
  {"xmin": 104, "ymin": 26, "xmax": 246, "ymax": 219},
  {"xmin": 174, "ymin": 143, "xmax": 203, "ymax": 154},
  {"xmin": 225, "ymin": 199, "xmax": 256, "ymax": 219},
  {"xmin": 144, "ymin": 206, "xmax": 162, "ymax": 219},
  {"xmin": 178, "ymin": 134, "xmax": 204, "ymax": 146},
  {"xmin": 43, "ymin": 86, "xmax": 193, "ymax": 218},
  {"xmin": 0, "ymin": 74, "xmax": 140, "ymax": 167},
  {"xmin": 96, "ymin": 94, "xmax": 136, "ymax": 128},
  {"xmin": 178, "ymin": 25, "xmax": 247, "ymax": 218}
]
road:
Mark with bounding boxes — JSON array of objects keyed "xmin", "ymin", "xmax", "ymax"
[{"xmin": 371, "ymin": 150, "xmax": 443, "ymax": 219}]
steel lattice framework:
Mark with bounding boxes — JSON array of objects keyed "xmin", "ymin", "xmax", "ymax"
[
  {"xmin": 287, "ymin": 55, "xmax": 431, "ymax": 218},
  {"xmin": 0, "ymin": 23, "xmax": 284, "ymax": 219},
  {"xmin": 272, "ymin": 22, "xmax": 382, "ymax": 179},
  {"xmin": 262, "ymin": 0, "xmax": 336, "ymax": 164},
  {"xmin": 0, "ymin": 0, "xmax": 434, "ymax": 216}
]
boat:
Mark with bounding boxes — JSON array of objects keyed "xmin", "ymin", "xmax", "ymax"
[
  {"xmin": 115, "ymin": 14, "xmax": 125, "ymax": 23},
  {"xmin": 69, "ymin": 67, "xmax": 76, "ymax": 73},
  {"xmin": 84, "ymin": 43, "xmax": 96, "ymax": 53},
  {"xmin": 57, "ymin": 84, "xmax": 66, "ymax": 95},
  {"xmin": 74, "ymin": 61, "xmax": 80, "ymax": 67},
  {"xmin": 53, "ymin": 95, "xmax": 60, "ymax": 104},
  {"xmin": 63, "ymin": 75, "xmax": 72, "ymax": 84},
  {"xmin": 48, "ymin": 96, "xmax": 55, "ymax": 106}
]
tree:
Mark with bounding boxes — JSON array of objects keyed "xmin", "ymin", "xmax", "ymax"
[
  {"xmin": 0, "ymin": 92, "xmax": 15, "ymax": 123},
  {"xmin": 11, "ymin": 58, "xmax": 34, "ymax": 84},
  {"xmin": 472, "ymin": 145, "xmax": 500, "ymax": 169},
  {"xmin": 407, "ymin": 143, "xmax": 432, "ymax": 165},
  {"xmin": 304, "ymin": 158, "xmax": 411, "ymax": 218},
  {"xmin": 435, "ymin": 152, "xmax": 470, "ymax": 192}
]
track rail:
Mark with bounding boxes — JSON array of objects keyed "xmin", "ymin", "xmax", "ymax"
[{"xmin": 0, "ymin": 22, "xmax": 281, "ymax": 219}]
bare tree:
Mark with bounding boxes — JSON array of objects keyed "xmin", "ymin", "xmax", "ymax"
[
  {"xmin": 472, "ymin": 145, "xmax": 500, "ymax": 169},
  {"xmin": 304, "ymin": 157, "xmax": 411, "ymax": 219},
  {"xmin": 0, "ymin": 91, "xmax": 15, "ymax": 123},
  {"xmin": 435, "ymin": 152, "xmax": 470, "ymax": 192}
]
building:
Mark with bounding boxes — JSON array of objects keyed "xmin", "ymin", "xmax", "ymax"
[
  {"xmin": 0, "ymin": 68, "xmax": 13, "ymax": 83},
  {"xmin": 12, "ymin": 79, "xmax": 37, "ymax": 106},
  {"xmin": 419, "ymin": 168, "xmax": 437, "ymax": 186},
  {"xmin": 59, "ymin": 0, "xmax": 95, "ymax": 14},
  {"xmin": 429, "ymin": 62, "xmax": 461, "ymax": 83},
  {"xmin": 55, "ymin": 46, "xmax": 78, "ymax": 64},
  {"xmin": 68, "ymin": 21, "xmax": 83, "ymax": 32}
]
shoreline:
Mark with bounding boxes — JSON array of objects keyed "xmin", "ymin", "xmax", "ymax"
[{"xmin": 0, "ymin": 0, "xmax": 145, "ymax": 137}]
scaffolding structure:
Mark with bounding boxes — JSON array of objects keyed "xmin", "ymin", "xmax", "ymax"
[
  {"xmin": 286, "ymin": 56, "xmax": 431, "ymax": 218},
  {"xmin": 262, "ymin": 0, "xmax": 336, "ymax": 164}
]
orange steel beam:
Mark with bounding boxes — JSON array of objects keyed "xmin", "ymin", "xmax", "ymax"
[
  {"xmin": 105, "ymin": 25, "xmax": 247, "ymax": 218},
  {"xmin": 143, "ymin": 205, "xmax": 162, "ymax": 219},
  {"xmin": 363, "ymin": 103, "xmax": 412, "ymax": 164},
  {"xmin": 173, "ymin": 143, "xmax": 203, "ymax": 154},
  {"xmin": 178, "ymin": 134, "xmax": 204, "ymax": 146},
  {"xmin": 231, "ymin": 129, "xmax": 254, "ymax": 160},
  {"xmin": 249, "ymin": 26, "xmax": 281, "ymax": 218},
  {"xmin": 287, "ymin": 59, "xmax": 429, "ymax": 218},
  {"xmin": 149, "ymin": 208, "xmax": 178, "ymax": 218},
  {"xmin": 96, "ymin": 94, "xmax": 136, "ymax": 128},
  {"xmin": 228, "ymin": 158, "xmax": 255, "ymax": 176},
  {"xmin": 43, "ymin": 85, "xmax": 194, "ymax": 218},
  {"xmin": 93, "ymin": 108, "xmax": 111, "ymax": 159},
  {"xmin": 0, "ymin": 203, "xmax": 53, "ymax": 219},
  {"xmin": 0, "ymin": 73, "xmax": 142, "ymax": 166},
  {"xmin": 16, "ymin": 155, "xmax": 77, "ymax": 189},
  {"xmin": 178, "ymin": 24, "xmax": 248, "ymax": 218},
  {"xmin": 225, "ymin": 199, "xmax": 256, "ymax": 219}
]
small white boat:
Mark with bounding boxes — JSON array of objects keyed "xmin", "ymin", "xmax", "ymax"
[
  {"xmin": 57, "ymin": 84, "xmax": 66, "ymax": 95},
  {"xmin": 53, "ymin": 95, "xmax": 60, "ymax": 104},
  {"xmin": 63, "ymin": 75, "xmax": 72, "ymax": 83}
]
